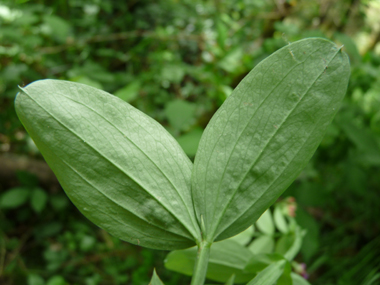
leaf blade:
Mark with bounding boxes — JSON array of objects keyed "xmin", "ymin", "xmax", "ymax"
[
  {"xmin": 192, "ymin": 38, "xmax": 350, "ymax": 242},
  {"xmin": 15, "ymin": 79, "xmax": 201, "ymax": 250}
]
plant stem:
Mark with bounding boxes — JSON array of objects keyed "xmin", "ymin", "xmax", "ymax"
[{"xmin": 190, "ymin": 241, "xmax": 211, "ymax": 285}]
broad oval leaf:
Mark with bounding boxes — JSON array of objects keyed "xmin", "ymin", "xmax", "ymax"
[
  {"xmin": 15, "ymin": 80, "xmax": 201, "ymax": 250},
  {"xmin": 191, "ymin": 38, "xmax": 350, "ymax": 242}
]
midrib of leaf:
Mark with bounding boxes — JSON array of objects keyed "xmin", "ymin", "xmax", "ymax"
[
  {"xmin": 20, "ymin": 88, "xmax": 199, "ymax": 241},
  {"xmin": 210, "ymin": 47, "xmax": 341, "ymax": 239}
]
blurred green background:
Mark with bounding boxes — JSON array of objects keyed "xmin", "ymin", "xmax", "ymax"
[{"xmin": 1, "ymin": 0, "xmax": 380, "ymax": 284}]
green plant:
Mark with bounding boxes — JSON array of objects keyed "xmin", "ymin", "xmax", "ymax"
[{"xmin": 14, "ymin": 38, "xmax": 350, "ymax": 285}]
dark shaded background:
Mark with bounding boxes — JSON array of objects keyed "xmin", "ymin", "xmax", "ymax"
[{"xmin": 1, "ymin": 0, "xmax": 380, "ymax": 284}]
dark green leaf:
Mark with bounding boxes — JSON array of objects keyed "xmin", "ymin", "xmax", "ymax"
[
  {"xmin": 31, "ymin": 187, "xmax": 48, "ymax": 213},
  {"xmin": 191, "ymin": 38, "xmax": 350, "ymax": 242},
  {"xmin": 50, "ymin": 194, "xmax": 69, "ymax": 211},
  {"xmin": 276, "ymin": 261, "xmax": 292, "ymax": 285},
  {"xmin": 27, "ymin": 274, "xmax": 45, "ymax": 285},
  {"xmin": 0, "ymin": 187, "xmax": 30, "ymax": 209},
  {"xmin": 46, "ymin": 275, "xmax": 66, "ymax": 285},
  {"xmin": 15, "ymin": 80, "xmax": 201, "ymax": 250}
]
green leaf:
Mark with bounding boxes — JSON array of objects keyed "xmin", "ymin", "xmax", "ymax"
[
  {"xmin": 46, "ymin": 275, "xmax": 66, "ymax": 285},
  {"xmin": 249, "ymin": 235, "xmax": 275, "ymax": 254},
  {"xmin": 15, "ymin": 79, "xmax": 201, "ymax": 250},
  {"xmin": 50, "ymin": 194, "xmax": 69, "ymax": 211},
  {"xmin": 149, "ymin": 269, "xmax": 165, "ymax": 285},
  {"xmin": 177, "ymin": 128, "xmax": 204, "ymax": 157},
  {"xmin": 244, "ymin": 253, "xmax": 283, "ymax": 273},
  {"xmin": 228, "ymin": 225, "xmax": 254, "ymax": 245},
  {"xmin": 276, "ymin": 261, "xmax": 292, "ymax": 285},
  {"xmin": 0, "ymin": 187, "xmax": 30, "ymax": 209},
  {"xmin": 79, "ymin": 235, "xmax": 96, "ymax": 252},
  {"xmin": 191, "ymin": 38, "xmax": 350, "ymax": 242},
  {"xmin": 165, "ymin": 239, "xmax": 256, "ymax": 283},
  {"xmin": 43, "ymin": 15, "xmax": 71, "ymax": 43},
  {"xmin": 225, "ymin": 274, "xmax": 235, "ymax": 285},
  {"xmin": 296, "ymin": 209, "xmax": 319, "ymax": 261},
  {"xmin": 114, "ymin": 81, "xmax": 140, "ymax": 102},
  {"xmin": 165, "ymin": 99, "xmax": 196, "ymax": 131},
  {"xmin": 27, "ymin": 274, "xmax": 45, "ymax": 285},
  {"xmin": 246, "ymin": 259, "xmax": 288, "ymax": 285},
  {"xmin": 336, "ymin": 115, "xmax": 380, "ymax": 165},
  {"xmin": 30, "ymin": 187, "xmax": 48, "ymax": 213},
  {"xmin": 283, "ymin": 226, "xmax": 305, "ymax": 261},
  {"xmin": 291, "ymin": 273, "xmax": 311, "ymax": 285},
  {"xmin": 275, "ymin": 235, "xmax": 294, "ymax": 257},
  {"xmin": 256, "ymin": 209, "xmax": 274, "ymax": 235},
  {"xmin": 273, "ymin": 206, "xmax": 288, "ymax": 234}
]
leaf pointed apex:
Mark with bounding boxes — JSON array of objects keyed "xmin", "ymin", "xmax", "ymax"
[{"xmin": 149, "ymin": 269, "xmax": 165, "ymax": 285}]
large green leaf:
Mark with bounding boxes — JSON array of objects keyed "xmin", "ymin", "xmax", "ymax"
[
  {"xmin": 15, "ymin": 80, "xmax": 201, "ymax": 250},
  {"xmin": 165, "ymin": 239, "xmax": 256, "ymax": 283},
  {"xmin": 191, "ymin": 38, "xmax": 350, "ymax": 242}
]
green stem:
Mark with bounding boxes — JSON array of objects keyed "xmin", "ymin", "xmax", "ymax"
[{"xmin": 190, "ymin": 241, "xmax": 211, "ymax": 285}]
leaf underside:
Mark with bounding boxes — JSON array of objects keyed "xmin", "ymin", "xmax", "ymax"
[
  {"xmin": 15, "ymin": 80, "xmax": 201, "ymax": 250},
  {"xmin": 191, "ymin": 38, "xmax": 350, "ymax": 242}
]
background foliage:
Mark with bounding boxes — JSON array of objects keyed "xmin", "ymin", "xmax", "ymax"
[{"xmin": 1, "ymin": 0, "xmax": 380, "ymax": 284}]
